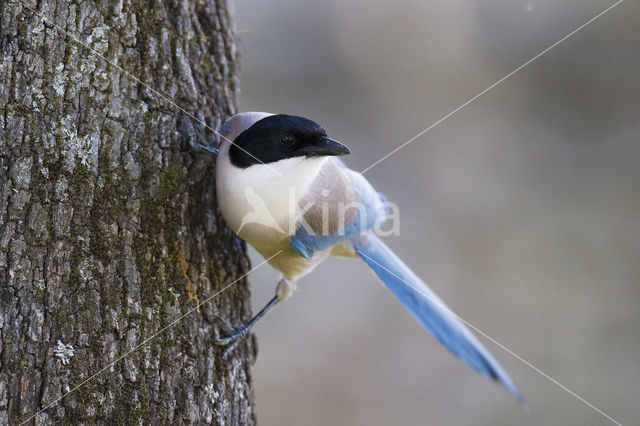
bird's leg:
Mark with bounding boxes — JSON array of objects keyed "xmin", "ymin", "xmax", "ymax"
[{"xmin": 212, "ymin": 295, "xmax": 280, "ymax": 350}]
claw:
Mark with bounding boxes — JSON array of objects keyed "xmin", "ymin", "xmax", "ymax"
[
  {"xmin": 211, "ymin": 325, "xmax": 250, "ymax": 346},
  {"xmin": 211, "ymin": 324, "xmax": 255, "ymax": 358},
  {"xmin": 210, "ymin": 295, "xmax": 280, "ymax": 356}
]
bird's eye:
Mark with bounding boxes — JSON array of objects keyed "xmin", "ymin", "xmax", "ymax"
[{"xmin": 280, "ymin": 134, "xmax": 295, "ymax": 146}]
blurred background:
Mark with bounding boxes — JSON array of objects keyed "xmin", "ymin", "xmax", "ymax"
[{"xmin": 231, "ymin": 0, "xmax": 639, "ymax": 424}]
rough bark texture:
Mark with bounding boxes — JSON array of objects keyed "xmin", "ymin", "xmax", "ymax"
[{"xmin": 0, "ymin": 0, "xmax": 258, "ymax": 424}]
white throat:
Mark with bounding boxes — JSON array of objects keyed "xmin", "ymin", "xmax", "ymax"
[{"xmin": 216, "ymin": 150, "xmax": 328, "ymax": 250}]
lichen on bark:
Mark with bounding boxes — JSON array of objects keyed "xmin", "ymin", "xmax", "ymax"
[{"xmin": 0, "ymin": 0, "xmax": 257, "ymax": 424}]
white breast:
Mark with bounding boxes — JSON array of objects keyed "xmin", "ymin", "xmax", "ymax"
[{"xmin": 216, "ymin": 143, "xmax": 328, "ymax": 257}]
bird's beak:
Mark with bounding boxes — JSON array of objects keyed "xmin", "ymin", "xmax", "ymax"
[{"xmin": 298, "ymin": 137, "xmax": 351, "ymax": 157}]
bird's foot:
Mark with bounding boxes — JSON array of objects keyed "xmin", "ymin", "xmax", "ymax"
[
  {"xmin": 211, "ymin": 323, "xmax": 252, "ymax": 357},
  {"xmin": 211, "ymin": 295, "xmax": 280, "ymax": 357},
  {"xmin": 212, "ymin": 323, "xmax": 251, "ymax": 346},
  {"xmin": 210, "ymin": 317, "xmax": 253, "ymax": 358}
]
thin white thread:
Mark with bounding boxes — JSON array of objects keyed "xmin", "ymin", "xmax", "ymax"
[
  {"xmin": 11, "ymin": 0, "xmax": 626, "ymax": 423},
  {"xmin": 12, "ymin": 0, "xmax": 282, "ymax": 175},
  {"xmin": 357, "ymin": 249, "xmax": 623, "ymax": 426},
  {"xmin": 360, "ymin": 0, "xmax": 625, "ymax": 174},
  {"xmin": 18, "ymin": 250, "xmax": 283, "ymax": 425}
]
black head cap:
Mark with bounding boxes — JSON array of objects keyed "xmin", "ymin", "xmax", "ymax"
[{"xmin": 229, "ymin": 114, "xmax": 350, "ymax": 168}]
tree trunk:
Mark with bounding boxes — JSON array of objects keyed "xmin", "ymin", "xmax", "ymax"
[{"xmin": 0, "ymin": 0, "xmax": 257, "ymax": 424}]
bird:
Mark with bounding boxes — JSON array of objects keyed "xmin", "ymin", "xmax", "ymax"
[{"xmin": 209, "ymin": 111, "xmax": 523, "ymax": 402}]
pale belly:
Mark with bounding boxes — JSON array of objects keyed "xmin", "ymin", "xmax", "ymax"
[
  {"xmin": 243, "ymin": 227, "xmax": 332, "ymax": 280},
  {"xmin": 264, "ymin": 245, "xmax": 331, "ymax": 281}
]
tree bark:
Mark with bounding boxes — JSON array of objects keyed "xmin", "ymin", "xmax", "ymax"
[{"xmin": 0, "ymin": 0, "xmax": 257, "ymax": 424}]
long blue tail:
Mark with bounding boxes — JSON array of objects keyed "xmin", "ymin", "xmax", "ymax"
[{"xmin": 352, "ymin": 233, "xmax": 523, "ymax": 402}]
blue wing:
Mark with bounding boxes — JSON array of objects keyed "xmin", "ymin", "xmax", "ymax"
[
  {"xmin": 289, "ymin": 160, "xmax": 522, "ymax": 400},
  {"xmin": 352, "ymin": 233, "xmax": 524, "ymax": 402},
  {"xmin": 290, "ymin": 159, "xmax": 388, "ymax": 258}
]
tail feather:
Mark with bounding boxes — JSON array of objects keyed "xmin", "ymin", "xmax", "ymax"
[{"xmin": 352, "ymin": 233, "xmax": 523, "ymax": 402}]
